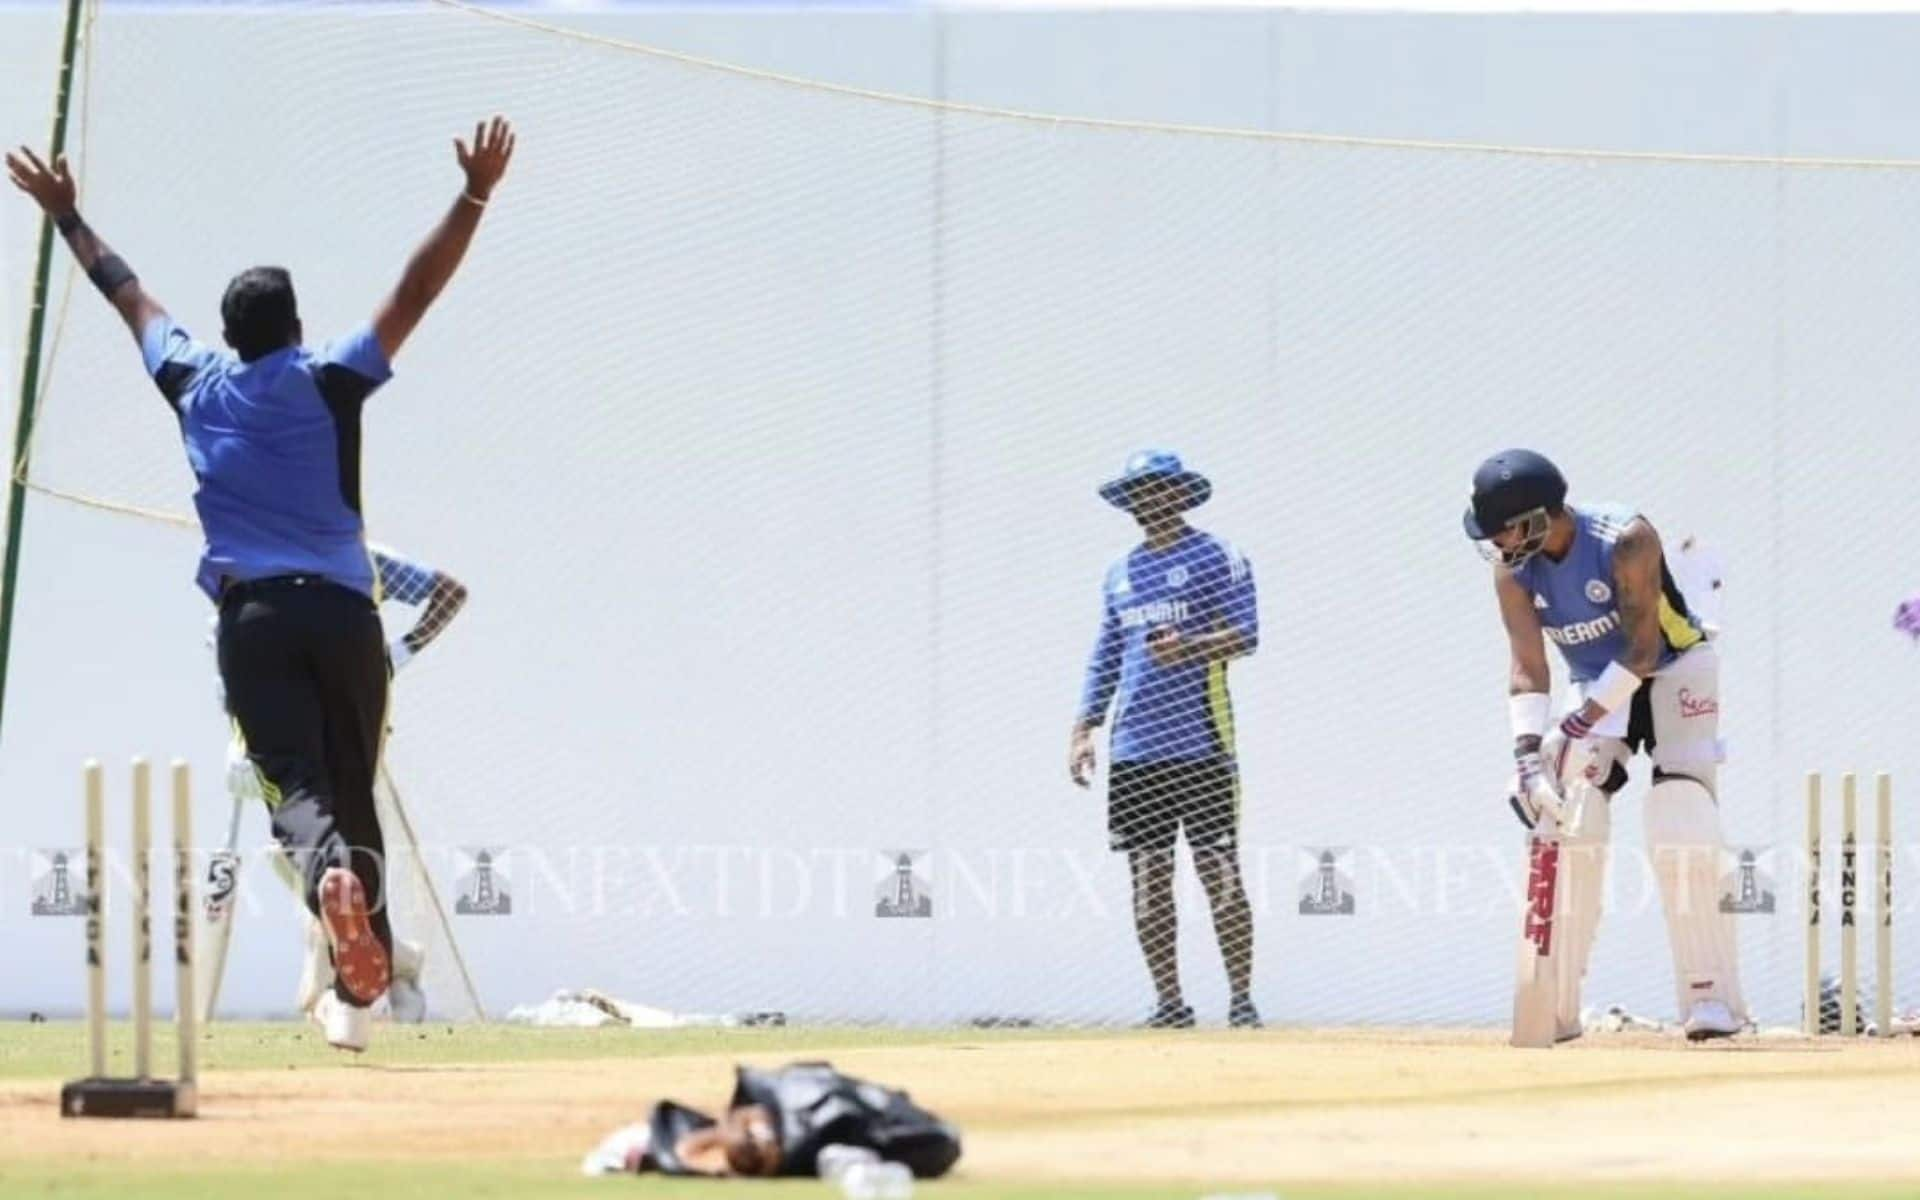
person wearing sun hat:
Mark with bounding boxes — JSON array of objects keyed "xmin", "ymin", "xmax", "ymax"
[{"xmin": 1070, "ymin": 450, "xmax": 1261, "ymax": 1029}]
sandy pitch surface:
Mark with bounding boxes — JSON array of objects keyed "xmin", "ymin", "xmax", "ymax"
[{"xmin": 6, "ymin": 1029, "xmax": 1920, "ymax": 1184}]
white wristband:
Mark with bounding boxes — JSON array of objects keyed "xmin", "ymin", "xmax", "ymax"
[
  {"xmin": 1588, "ymin": 662, "xmax": 1642, "ymax": 715},
  {"xmin": 1508, "ymin": 692, "xmax": 1550, "ymax": 742}
]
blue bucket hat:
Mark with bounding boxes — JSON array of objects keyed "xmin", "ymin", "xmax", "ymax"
[{"xmin": 1098, "ymin": 449, "xmax": 1212, "ymax": 512}]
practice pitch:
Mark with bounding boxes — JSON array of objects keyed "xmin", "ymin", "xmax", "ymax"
[{"xmin": 3, "ymin": 1022, "xmax": 1920, "ymax": 1197}]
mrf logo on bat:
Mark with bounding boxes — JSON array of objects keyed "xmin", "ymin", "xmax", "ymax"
[{"xmin": 1524, "ymin": 837, "xmax": 1560, "ymax": 955}]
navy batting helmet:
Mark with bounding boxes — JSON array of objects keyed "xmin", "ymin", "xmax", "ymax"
[{"xmin": 1463, "ymin": 449, "xmax": 1567, "ymax": 566}]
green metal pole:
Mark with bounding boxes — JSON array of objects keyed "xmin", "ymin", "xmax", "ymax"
[{"xmin": 0, "ymin": 0, "xmax": 88, "ymax": 745}]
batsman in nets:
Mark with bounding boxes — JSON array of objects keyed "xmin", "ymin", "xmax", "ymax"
[{"xmin": 1467, "ymin": 448, "xmax": 1746, "ymax": 1043}]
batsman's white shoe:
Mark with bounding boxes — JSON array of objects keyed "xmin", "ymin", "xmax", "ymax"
[
  {"xmin": 313, "ymin": 991, "xmax": 372, "ymax": 1054},
  {"xmin": 1683, "ymin": 999, "xmax": 1741, "ymax": 1042}
]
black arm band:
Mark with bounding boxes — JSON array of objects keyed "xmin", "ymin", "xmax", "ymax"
[
  {"xmin": 87, "ymin": 254, "xmax": 136, "ymax": 297},
  {"xmin": 54, "ymin": 211, "xmax": 83, "ymax": 236}
]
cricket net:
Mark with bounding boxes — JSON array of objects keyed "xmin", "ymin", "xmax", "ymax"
[{"xmin": 11, "ymin": 0, "xmax": 1920, "ymax": 1028}]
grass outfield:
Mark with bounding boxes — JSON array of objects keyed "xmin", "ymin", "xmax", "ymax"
[
  {"xmin": 0, "ymin": 1019, "xmax": 1092, "ymax": 1081},
  {"xmin": 5, "ymin": 1021, "xmax": 1920, "ymax": 1197}
]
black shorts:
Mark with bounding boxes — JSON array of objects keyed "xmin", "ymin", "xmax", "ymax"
[
  {"xmin": 1605, "ymin": 679, "xmax": 1691, "ymax": 790},
  {"xmin": 1108, "ymin": 759, "xmax": 1239, "ymax": 854},
  {"xmin": 1624, "ymin": 679, "xmax": 1656, "ymax": 755}
]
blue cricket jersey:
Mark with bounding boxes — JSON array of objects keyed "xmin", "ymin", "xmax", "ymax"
[
  {"xmin": 1511, "ymin": 502, "xmax": 1705, "ymax": 684},
  {"xmin": 1078, "ymin": 528, "xmax": 1258, "ymax": 762},
  {"xmin": 141, "ymin": 316, "xmax": 393, "ymax": 601}
]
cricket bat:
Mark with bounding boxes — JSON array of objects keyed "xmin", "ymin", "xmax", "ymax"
[
  {"xmin": 199, "ymin": 792, "xmax": 245, "ymax": 1024},
  {"xmin": 1512, "ymin": 819, "xmax": 1564, "ymax": 1048}
]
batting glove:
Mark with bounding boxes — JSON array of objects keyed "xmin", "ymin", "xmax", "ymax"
[{"xmin": 1509, "ymin": 744, "xmax": 1564, "ymax": 830}]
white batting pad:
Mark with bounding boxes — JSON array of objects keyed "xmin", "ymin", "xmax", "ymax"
[{"xmin": 1646, "ymin": 777, "xmax": 1746, "ymax": 1022}]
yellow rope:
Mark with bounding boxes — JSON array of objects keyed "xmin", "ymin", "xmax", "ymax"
[
  {"xmin": 24, "ymin": 0, "xmax": 1920, "ymax": 536},
  {"xmin": 24, "ymin": 478, "xmax": 195, "ymax": 530},
  {"xmin": 428, "ymin": 0, "xmax": 1920, "ymax": 171}
]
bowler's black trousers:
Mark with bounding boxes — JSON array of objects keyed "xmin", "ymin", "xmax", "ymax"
[{"xmin": 217, "ymin": 575, "xmax": 391, "ymax": 1002}]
